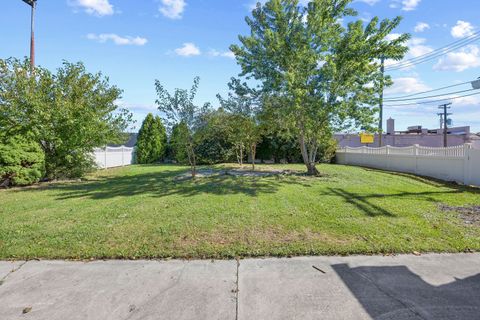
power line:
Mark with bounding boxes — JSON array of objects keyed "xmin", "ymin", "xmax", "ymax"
[
  {"xmin": 383, "ymin": 91, "xmax": 480, "ymax": 107},
  {"xmin": 385, "ymin": 33, "xmax": 480, "ymax": 71},
  {"xmin": 386, "ymin": 31, "xmax": 480, "ymax": 68},
  {"xmin": 384, "ymin": 88, "xmax": 476, "ymax": 102},
  {"xmin": 386, "ymin": 37, "xmax": 480, "ymax": 71},
  {"xmin": 383, "ymin": 80, "xmax": 475, "ymax": 100}
]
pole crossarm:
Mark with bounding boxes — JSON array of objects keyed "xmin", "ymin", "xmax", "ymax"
[{"xmin": 22, "ymin": 0, "xmax": 36, "ymax": 6}]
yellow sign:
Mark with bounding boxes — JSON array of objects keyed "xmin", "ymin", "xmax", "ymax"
[{"xmin": 360, "ymin": 133, "xmax": 374, "ymax": 144}]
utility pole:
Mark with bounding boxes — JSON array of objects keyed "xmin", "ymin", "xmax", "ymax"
[
  {"xmin": 378, "ymin": 56, "xmax": 385, "ymax": 147},
  {"xmin": 21, "ymin": 0, "xmax": 37, "ymax": 70},
  {"xmin": 438, "ymin": 103, "xmax": 452, "ymax": 148}
]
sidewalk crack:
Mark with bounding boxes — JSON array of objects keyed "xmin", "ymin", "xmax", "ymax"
[
  {"xmin": 355, "ymin": 270, "xmax": 428, "ymax": 320},
  {"xmin": 0, "ymin": 261, "xmax": 28, "ymax": 285},
  {"xmin": 235, "ymin": 258, "xmax": 240, "ymax": 320}
]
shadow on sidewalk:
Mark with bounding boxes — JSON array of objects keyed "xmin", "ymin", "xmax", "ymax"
[{"xmin": 332, "ymin": 263, "xmax": 480, "ymax": 319}]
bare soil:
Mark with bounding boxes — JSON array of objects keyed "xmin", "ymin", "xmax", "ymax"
[{"xmin": 439, "ymin": 204, "xmax": 480, "ymax": 226}]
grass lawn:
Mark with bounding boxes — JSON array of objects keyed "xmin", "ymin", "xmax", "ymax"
[{"xmin": 1, "ymin": 164, "xmax": 479, "ymax": 260}]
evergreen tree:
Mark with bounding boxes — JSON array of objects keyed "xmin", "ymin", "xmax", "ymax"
[
  {"xmin": 0, "ymin": 135, "xmax": 45, "ymax": 187},
  {"xmin": 135, "ymin": 113, "xmax": 167, "ymax": 164}
]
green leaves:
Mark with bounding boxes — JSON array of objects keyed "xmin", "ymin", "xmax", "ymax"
[
  {"xmin": 0, "ymin": 135, "xmax": 45, "ymax": 186},
  {"xmin": 231, "ymin": 0, "xmax": 409, "ymax": 174},
  {"xmin": 136, "ymin": 113, "xmax": 167, "ymax": 164},
  {"xmin": 0, "ymin": 58, "xmax": 133, "ymax": 180}
]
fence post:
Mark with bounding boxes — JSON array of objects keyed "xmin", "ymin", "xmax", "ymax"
[
  {"xmin": 104, "ymin": 146, "xmax": 107, "ymax": 169},
  {"xmin": 121, "ymin": 146, "xmax": 125, "ymax": 166},
  {"xmin": 463, "ymin": 143, "xmax": 472, "ymax": 185},
  {"xmin": 413, "ymin": 144, "xmax": 419, "ymax": 175},
  {"xmin": 385, "ymin": 145, "xmax": 390, "ymax": 170}
]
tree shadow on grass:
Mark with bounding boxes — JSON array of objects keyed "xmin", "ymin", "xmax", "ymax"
[
  {"xmin": 29, "ymin": 167, "xmax": 312, "ymax": 200},
  {"xmin": 320, "ymin": 187, "xmax": 469, "ymax": 217}
]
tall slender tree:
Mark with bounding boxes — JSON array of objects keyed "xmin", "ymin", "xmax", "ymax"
[
  {"xmin": 135, "ymin": 113, "xmax": 167, "ymax": 164},
  {"xmin": 231, "ymin": 0, "xmax": 409, "ymax": 175},
  {"xmin": 217, "ymin": 78, "xmax": 262, "ymax": 171},
  {"xmin": 155, "ymin": 77, "xmax": 210, "ymax": 178}
]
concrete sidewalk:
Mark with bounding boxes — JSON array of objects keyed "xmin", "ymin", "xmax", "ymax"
[{"xmin": 0, "ymin": 254, "xmax": 479, "ymax": 320}]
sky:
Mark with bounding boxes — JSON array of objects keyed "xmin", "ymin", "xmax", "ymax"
[{"xmin": 1, "ymin": 0, "xmax": 480, "ymax": 133}]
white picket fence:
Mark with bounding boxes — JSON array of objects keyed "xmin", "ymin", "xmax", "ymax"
[
  {"xmin": 93, "ymin": 146, "xmax": 134, "ymax": 169},
  {"xmin": 336, "ymin": 144, "xmax": 480, "ymax": 187}
]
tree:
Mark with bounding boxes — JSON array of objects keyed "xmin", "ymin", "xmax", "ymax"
[
  {"xmin": 194, "ymin": 109, "xmax": 235, "ymax": 164},
  {"xmin": 0, "ymin": 134, "xmax": 45, "ymax": 187},
  {"xmin": 231, "ymin": 0, "xmax": 409, "ymax": 175},
  {"xmin": 155, "ymin": 77, "xmax": 210, "ymax": 178},
  {"xmin": 135, "ymin": 113, "xmax": 167, "ymax": 164},
  {"xmin": 168, "ymin": 122, "xmax": 190, "ymax": 164},
  {"xmin": 0, "ymin": 58, "xmax": 133, "ymax": 179},
  {"xmin": 217, "ymin": 78, "xmax": 262, "ymax": 170}
]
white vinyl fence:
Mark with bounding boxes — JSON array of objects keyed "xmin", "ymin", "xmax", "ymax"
[
  {"xmin": 93, "ymin": 146, "xmax": 134, "ymax": 169},
  {"xmin": 336, "ymin": 144, "xmax": 480, "ymax": 187}
]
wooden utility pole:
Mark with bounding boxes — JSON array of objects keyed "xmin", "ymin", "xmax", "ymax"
[
  {"xmin": 22, "ymin": 0, "xmax": 37, "ymax": 70},
  {"xmin": 438, "ymin": 103, "xmax": 452, "ymax": 148},
  {"xmin": 378, "ymin": 56, "xmax": 385, "ymax": 147}
]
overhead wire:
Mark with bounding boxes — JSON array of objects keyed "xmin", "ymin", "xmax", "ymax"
[{"xmin": 383, "ymin": 91, "xmax": 480, "ymax": 107}]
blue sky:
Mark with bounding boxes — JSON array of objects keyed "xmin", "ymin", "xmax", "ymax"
[{"xmin": 1, "ymin": 0, "xmax": 480, "ymax": 132}]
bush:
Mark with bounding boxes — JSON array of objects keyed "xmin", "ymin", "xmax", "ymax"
[
  {"xmin": 0, "ymin": 58, "xmax": 132, "ymax": 179},
  {"xmin": 0, "ymin": 135, "xmax": 45, "ymax": 186},
  {"xmin": 256, "ymin": 134, "xmax": 302, "ymax": 163},
  {"xmin": 168, "ymin": 122, "xmax": 190, "ymax": 164},
  {"xmin": 136, "ymin": 113, "xmax": 167, "ymax": 164},
  {"xmin": 317, "ymin": 137, "xmax": 337, "ymax": 163}
]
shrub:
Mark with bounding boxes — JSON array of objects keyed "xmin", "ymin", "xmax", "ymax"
[
  {"xmin": 0, "ymin": 58, "xmax": 132, "ymax": 179},
  {"xmin": 136, "ymin": 113, "xmax": 167, "ymax": 164},
  {"xmin": 168, "ymin": 122, "xmax": 190, "ymax": 164},
  {"xmin": 0, "ymin": 135, "xmax": 45, "ymax": 187}
]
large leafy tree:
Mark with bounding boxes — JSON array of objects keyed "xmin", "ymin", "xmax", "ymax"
[
  {"xmin": 231, "ymin": 0, "xmax": 409, "ymax": 175},
  {"xmin": 0, "ymin": 58, "xmax": 132, "ymax": 179},
  {"xmin": 135, "ymin": 113, "xmax": 167, "ymax": 164},
  {"xmin": 155, "ymin": 76, "xmax": 210, "ymax": 178}
]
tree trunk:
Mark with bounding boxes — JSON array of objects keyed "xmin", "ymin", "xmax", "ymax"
[
  {"xmin": 239, "ymin": 145, "xmax": 243, "ymax": 166},
  {"xmin": 299, "ymin": 132, "xmax": 319, "ymax": 176},
  {"xmin": 250, "ymin": 143, "xmax": 256, "ymax": 171},
  {"xmin": 186, "ymin": 144, "xmax": 196, "ymax": 178}
]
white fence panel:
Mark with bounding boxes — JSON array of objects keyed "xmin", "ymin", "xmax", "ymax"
[
  {"xmin": 468, "ymin": 149, "xmax": 480, "ymax": 186},
  {"xmin": 93, "ymin": 146, "xmax": 134, "ymax": 169},
  {"xmin": 337, "ymin": 144, "xmax": 480, "ymax": 187}
]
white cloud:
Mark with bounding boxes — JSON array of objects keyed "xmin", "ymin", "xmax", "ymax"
[
  {"xmin": 355, "ymin": 0, "xmax": 380, "ymax": 5},
  {"xmin": 451, "ymin": 20, "xmax": 475, "ymax": 39},
  {"xmin": 208, "ymin": 49, "xmax": 235, "ymax": 59},
  {"xmin": 390, "ymin": 0, "xmax": 421, "ymax": 11},
  {"xmin": 414, "ymin": 22, "xmax": 430, "ymax": 33},
  {"xmin": 433, "ymin": 45, "xmax": 480, "ymax": 72},
  {"xmin": 402, "ymin": 0, "xmax": 421, "ymax": 11},
  {"xmin": 174, "ymin": 43, "xmax": 201, "ymax": 57},
  {"xmin": 249, "ymin": 0, "xmax": 309, "ymax": 10},
  {"xmin": 384, "ymin": 35, "xmax": 433, "ymax": 69},
  {"xmin": 408, "ymin": 37, "xmax": 433, "ymax": 57},
  {"xmin": 70, "ymin": 0, "xmax": 114, "ymax": 16},
  {"xmin": 87, "ymin": 33, "xmax": 148, "ymax": 46},
  {"xmin": 385, "ymin": 77, "xmax": 431, "ymax": 95},
  {"xmin": 159, "ymin": 0, "xmax": 186, "ymax": 19}
]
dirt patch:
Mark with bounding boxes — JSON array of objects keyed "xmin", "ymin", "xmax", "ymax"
[
  {"xmin": 174, "ymin": 227, "xmax": 351, "ymax": 248},
  {"xmin": 175, "ymin": 168, "xmax": 301, "ymax": 180},
  {"xmin": 439, "ymin": 204, "xmax": 480, "ymax": 226}
]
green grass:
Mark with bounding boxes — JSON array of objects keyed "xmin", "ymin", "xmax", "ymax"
[{"xmin": 1, "ymin": 164, "xmax": 479, "ymax": 260}]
